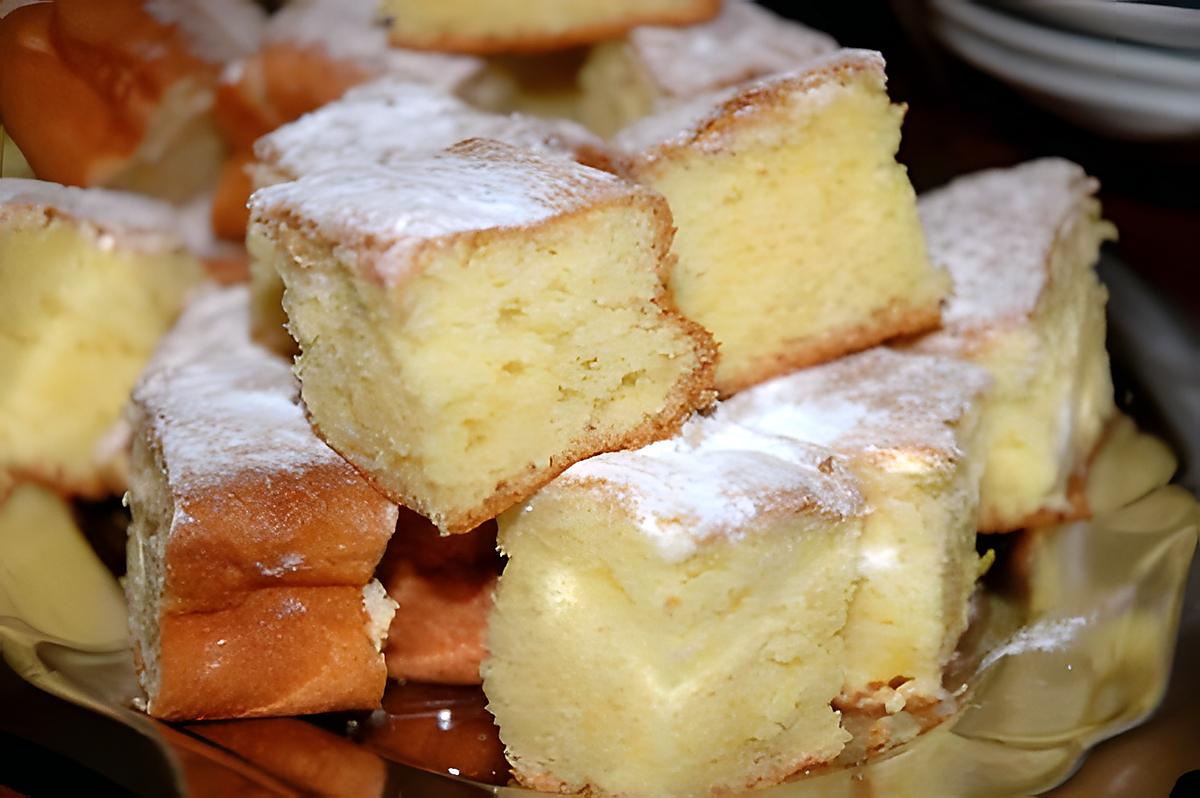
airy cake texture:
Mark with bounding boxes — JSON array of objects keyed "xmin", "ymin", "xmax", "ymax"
[
  {"xmin": 911, "ymin": 159, "xmax": 1117, "ymax": 532},
  {"xmin": 247, "ymin": 77, "xmax": 614, "ymax": 352},
  {"xmin": 0, "ymin": 179, "xmax": 202, "ymax": 496},
  {"xmin": 125, "ymin": 286, "xmax": 399, "ymax": 720},
  {"xmin": 579, "ymin": 0, "xmax": 838, "ymax": 136},
  {"xmin": 484, "ymin": 419, "xmax": 865, "ymax": 797},
  {"xmin": 249, "ymin": 139, "xmax": 717, "ymax": 534},
  {"xmin": 381, "ymin": 0, "xmax": 721, "ymax": 55},
  {"xmin": 722, "ymin": 348, "xmax": 991, "ymax": 725},
  {"xmin": 615, "ymin": 51, "xmax": 946, "ymax": 395}
]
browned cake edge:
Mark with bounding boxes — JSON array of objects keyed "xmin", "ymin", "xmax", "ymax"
[{"xmin": 384, "ymin": 0, "xmax": 722, "ymax": 56}]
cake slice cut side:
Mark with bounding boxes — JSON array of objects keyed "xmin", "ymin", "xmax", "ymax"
[{"xmin": 251, "ymin": 140, "xmax": 716, "ymax": 533}]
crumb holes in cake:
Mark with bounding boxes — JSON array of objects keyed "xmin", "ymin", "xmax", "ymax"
[
  {"xmin": 501, "ymin": 360, "xmax": 526, "ymax": 376},
  {"xmin": 620, "ymin": 370, "xmax": 646, "ymax": 388}
]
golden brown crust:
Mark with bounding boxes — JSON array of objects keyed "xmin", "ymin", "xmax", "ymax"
[
  {"xmin": 716, "ymin": 301, "xmax": 943, "ymax": 398},
  {"xmin": 379, "ymin": 514, "xmax": 500, "ymax": 684},
  {"xmin": 977, "ymin": 458, "xmax": 1092, "ymax": 534},
  {"xmin": 0, "ymin": 1, "xmax": 217, "ymax": 188},
  {"xmin": 162, "ymin": 462, "xmax": 397, "ymax": 613},
  {"xmin": 187, "ymin": 719, "xmax": 388, "ymax": 797},
  {"xmin": 384, "ymin": 1, "xmax": 722, "ymax": 56},
  {"xmin": 149, "ymin": 585, "xmax": 388, "ymax": 720}
]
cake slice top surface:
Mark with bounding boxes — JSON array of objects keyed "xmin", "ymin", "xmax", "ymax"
[
  {"xmin": 258, "ymin": 0, "xmax": 480, "ymax": 87},
  {"xmin": 143, "ymin": 0, "xmax": 266, "ymax": 63},
  {"xmin": 919, "ymin": 158, "xmax": 1102, "ymax": 332},
  {"xmin": 133, "ymin": 285, "xmax": 357, "ymax": 495},
  {"xmin": 626, "ymin": 0, "xmax": 838, "ymax": 99},
  {"xmin": 613, "ymin": 48, "xmax": 885, "ymax": 160},
  {"xmin": 0, "ymin": 178, "xmax": 187, "ymax": 251},
  {"xmin": 250, "ymin": 139, "xmax": 648, "ymax": 287},
  {"xmin": 721, "ymin": 348, "xmax": 991, "ymax": 474},
  {"xmin": 555, "ymin": 416, "xmax": 863, "ymax": 563},
  {"xmin": 254, "ymin": 78, "xmax": 605, "ymax": 178}
]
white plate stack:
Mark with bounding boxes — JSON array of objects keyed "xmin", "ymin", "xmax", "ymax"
[{"xmin": 927, "ymin": 0, "xmax": 1200, "ymax": 139}]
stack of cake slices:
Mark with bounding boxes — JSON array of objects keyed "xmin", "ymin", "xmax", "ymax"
[{"xmin": 0, "ymin": 1, "xmax": 1119, "ymax": 796}]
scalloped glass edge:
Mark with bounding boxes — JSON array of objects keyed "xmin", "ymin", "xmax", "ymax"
[{"xmin": 1, "ymin": 414, "xmax": 1196, "ymax": 798}]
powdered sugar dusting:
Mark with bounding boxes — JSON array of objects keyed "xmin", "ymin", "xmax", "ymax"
[
  {"xmin": 979, "ymin": 615, "xmax": 1089, "ymax": 672},
  {"xmin": 132, "ymin": 286, "xmax": 349, "ymax": 494},
  {"xmin": 559, "ymin": 417, "xmax": 864, "ymax": 563},
  {"xmin": 614, "ymin": 49, "xmax": 884, "ymax": 157},
  {"xmin": 0, "ymin": 178, "xmax": 186, "ymax": 252},
  {"xmin": 630, "ymin": 0, "xmax": 838, "ymax": 98},
  {"xmin": 263, "ymin": 0, "xmax": 480, "ymax": 90},
  {"xmin": 143, "ymin": 0, "xmax": 266, "ymax": 63},
  {"xmin": 918, "ymin": 158, "xmax": 1099, "ymax": 330},
  {"xmin": 254, "ymin": 78, "xmax": 607, "ymax": 180},
  {"xmin": 250, "ymin": 139, "xmax": 638, "ymax": 288},
  {"xmin": 721, "ymin": 348, "xmax": 991, "ymax": 471}
]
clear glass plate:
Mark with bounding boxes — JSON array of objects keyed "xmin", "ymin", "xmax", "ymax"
[{"xmin": 1, "ymin": 415, "xmax": 1196, "ymax": 797}]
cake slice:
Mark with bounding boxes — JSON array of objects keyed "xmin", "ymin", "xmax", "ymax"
[
  {"xmin": 0, "ymin": 482, "xmax": 128, "ymax": 648},
  {"xmin": 615, "ymin": 51, "xmax": 946, "ymax": 396},
  {"xmin": 722, "ymin": 348, "xmax": 991, "ymax": 736},
  {"xmin": 247, "ymin": 77, "xmax": 614, "ymax": 353},
  {"xmin": 484, "ymin": 420, "xmax": 865, "ymax": 796},
  {"xmin": 0, "ymin": 179, "xmax": 202, "ymax": 496},
  {"xmin": 910, "ymin": 159, "xmax": 1117, "ymax": 532},
  {"xmin": 579, "ymin": 0, "xmax": 838, "ymax": 136},
  {"xmin": 249, "ymin": 139, "xmax": 716, "ymax": 534},
  {"xmin": 0, "ymin": 0, "xmax": 262, "ymax": 201},
  {"xmin": 125, "ymin": 286, "xmax": 399, "ymax": 720},
  {"xmin": 381, "ymin": 0, "xmax": 721, "ymax": 55},
  {"xmin": 211, "ymin": 0, "xmax": 483, "ymax": 240},
  {"xmin": 378, "ymin": 511, "xmax": 500, "ymax": 685}
]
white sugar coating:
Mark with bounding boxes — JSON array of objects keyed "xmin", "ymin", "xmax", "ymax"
[
  {"xmin": 264, "ymin": 0, "xmax": 480, "ymax": 90},
  {"xmin": 250, "ymin": 139, "xmax": 640, "ymax": 288},
  {"xmin": 254, "ymin": 78, "xmax": 607, "ymax": 180},
  {"xmin": 918, "ymin": 158, "xmax": 1099, "ymax": 330},
  {"xmin": 143, "ymin": 0, "xmax": 266, "ymax": 63},
  {"xmin": 558, "ymin": 417, "xmax": 864, "ymax": 563},
  {"xmin": 0, "ymin": 178, "xmax": 186, "ymax": 252},
  {"xmin": 132, "ymin": 286, "xmax": 352, "ymax": 494},
  {"xmin": 628, "ymin": 0, "xmax": 838, "ymax": 98},
  {"xmin": 614, "ymin": 48, "xmax": 884, "ymax": 157},
  {"xmin": 721, "ymin": 348, "xmax": 992, "ymax": 472}
]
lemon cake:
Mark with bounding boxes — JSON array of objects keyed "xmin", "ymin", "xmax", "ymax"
[
  {"xmin": 484, "ymin": 417, "xmax": 864, "ymax": 796},
  {"xmin": 722, "ymin": 348, "xmax": 991, "ymax": 731},
  {"xmin": 911, "ymin": 159, "xmax": 1117, "ymax": 532},
  {"xmin": 0, "ymin": 179, "xmax": 202, "ymax": 496},
  {"xmin": 211, "ymin": 0, "xmax": 482, "ymax": 239},
  {"xmin": 379, "ymin": 511, "xmax": 500, "ymax": 685},
  {"xmin": 381, "ymin": 0, "xmax": 721, "ymax": 55},
  {"xmin": 615, "ymin": 51, "xmax": 946, "ymax": 395},
  {"xmin": 125, "ymin": 286, "xmax": 399, "ymax": 720},
  {"xmin": 249, "ymin": 139, "xmax": 717, "ymax": 534},
  {"xmin": 247, "ymin": 77, "xmax": 614, "ymax": 353},
  {"xmin": 579, "ymin": 0, "xmax": 838, "ymax": 137},
  {"xmin": 0, "ymin": 0, "xmax": 262, "ymax": 201}
]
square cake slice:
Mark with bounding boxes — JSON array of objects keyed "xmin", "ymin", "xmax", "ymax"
[
  {"xmin": 579, "ymin": 0, "xmax": 838, "ymax": 136},
  {"xmin": 249, "ymin": 139, "xmax": 717, "ymax": 534},
  {"xmin": 483, "ymin": 420, "xmax": 864, "ymax": 797},
  {"xmin": 247, "ymin": 77, "xmax": 615, "ymax": 353},
  {"xmin": 126, "ymin": 286, "xmax": 399, "ymax": 720},
  {"xmin": 380, "ymin": 0, "xmax": 721, "ymax": 55},
  {"xmin": 0, "ymin": 179, "xmax": 202, "ymax": 496},
  {"xmin": 911, "ymin": 158, "xmax": 1117, "ymax": 532},
  {"xmin": 615, "ymin": 51, "xmax": 946, "ymax": 396},
  {"xmin": 722, "ymin": 348, "xmax": 991, "ymax": 731}
]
